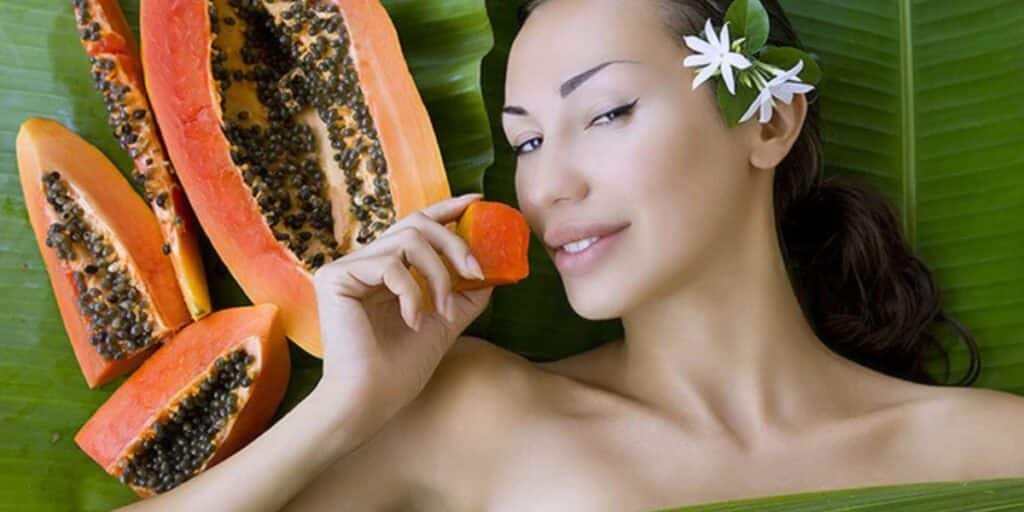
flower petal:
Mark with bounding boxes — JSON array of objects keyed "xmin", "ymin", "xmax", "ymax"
[
  {"xmin": 774, "ymin": 59, "xmax": 805, "ymax": 85},
  {"xmin": 691, "ymin": 64, "xmax": 717, "ymax": 90},
  {"xmin": 785, "ymin": 82, "xmax": 815, "ymax": 95},
  {"xmin": 719, "ymin": 21, "xmax": 731, "ymax": 49},
  {"xmin": 724, "ymin": 52, "xmax": 752, "ymax": 69},
  {"xmin": 772, "ymin": 87, "xmax": 795, "ymax": 104},
  {"xmin": 703, "ymin": 19, "xmax": 720, "ymax": 49},
  {"xmin": 739, "ymin": 94, "xmax": 764, "ymax": 123},
  {"xmin": 759, "ymin": 99, "xmax": 774, "ymax": 123},
  {"xmin": 683, "ymin": 54, "xmax": 714, "ymax": 67},
  {"xmin": 692, "ymin": 64, "xmax": 716, "ymax": 90},
  {"xmin": 721, "ymin": 61, "xmax": 736, "ymax": 95},
  {"xmin": 683, "ymin": 35, "xmax": 716, "ymax": 56}
]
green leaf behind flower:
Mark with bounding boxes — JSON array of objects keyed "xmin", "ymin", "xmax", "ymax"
[
  {"xmin": 716, "ymin": 79, "xmax": 760, "ymax": 127},
  {"xmin": 758, "ymin": 46, "xmax": 822, "ymax": 85},
  {"xmin": 725, "ymin": 0, "xmax": 770, "ymax": 54}
]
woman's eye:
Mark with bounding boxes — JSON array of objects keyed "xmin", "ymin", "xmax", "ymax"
[
  {"xmin": 588, "ymin": 98, "xmax": 639, "ymax": 128},
  {"xmin": 513, "ymin": 137, "xmax": 542, "ymax": 156}
]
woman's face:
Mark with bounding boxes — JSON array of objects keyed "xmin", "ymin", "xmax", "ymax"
[{"xmin": 503, "ymin": 0, "xmax": 762, "ymax": 319}]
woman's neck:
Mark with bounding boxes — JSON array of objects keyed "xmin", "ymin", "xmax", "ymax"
[{"xmin": 610, "ymin": 214, "xmax": 887, "ymax": 451}]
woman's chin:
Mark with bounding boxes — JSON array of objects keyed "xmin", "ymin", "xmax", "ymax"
[{"xmin": 564, "ymin": 282, "xmax": 628, "ymax": 321}]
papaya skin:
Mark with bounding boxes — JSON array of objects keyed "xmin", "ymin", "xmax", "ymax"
[
  {"xmin": 16, "ymin": 118, "xmax": 192, "ymax": 388},
  {"xmin": 141, "ymin": 0, "xmax": 452, "ymax": 358},
  {"xmin": 71, "ymin": 0, "xmax": 212, "ymax": 320},
  {"xmin": 74, "ymin": 304, "xmax": 290, "ymax": 498}
]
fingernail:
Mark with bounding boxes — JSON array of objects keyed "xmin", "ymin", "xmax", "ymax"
[
  {"xmin": 462, "ymin": 192, "xmax": 484, "ymax": 200},
  {"xmin": 465, "ymin": 254, "xmax": 485, "ymax": 280}
]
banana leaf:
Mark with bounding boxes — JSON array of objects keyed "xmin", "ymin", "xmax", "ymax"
[{"xmin": 0, "ymin": 0, "xmax": 1022, "ymax": 510}]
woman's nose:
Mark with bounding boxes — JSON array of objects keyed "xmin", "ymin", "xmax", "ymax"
[{"xmin": 525, "ymin": 148, "xmax": 589, "ymax": 210}]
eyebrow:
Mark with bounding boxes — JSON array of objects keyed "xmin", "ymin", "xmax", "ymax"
[{"xmin": 502, "ymin": 59, "xmax": 640, "ymax": 116}]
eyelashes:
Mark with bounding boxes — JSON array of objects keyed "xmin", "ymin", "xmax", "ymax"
[
  {"xmin": 513, "ymin": 137, "xmax": 542, "ymax": 155},
  {"xmin": 587, "ymin": 97, "xmax": 639, "ymax": 128},
  {"xmin": 511, "ymin": 98, "xmax": 640, "ymax": 156}
]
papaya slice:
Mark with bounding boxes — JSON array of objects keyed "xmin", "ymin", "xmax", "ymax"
[
  {"xmin": 75, "ymin": 304, "xmax": 290, "ymax": 497},
  {"xmin": 70, "ymin": 0, "xmax": 211, "ymax": 320},
  {"xmin": 16, "ymin": 118, "xmax": 191, "ymax": 388},
  {"xmin": 141, "ymin": 0, "xmax": 452, "ymax": 357},
  {"xmin": 411, "ymin": 200, "xmax": 532, "ymax": 316}
]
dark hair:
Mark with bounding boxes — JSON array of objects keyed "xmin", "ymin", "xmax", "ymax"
[{"xmin": 519, "ymin": 0, "xmax": 981, "ymax": 386}]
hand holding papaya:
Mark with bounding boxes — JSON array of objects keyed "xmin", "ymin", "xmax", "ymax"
[{"xmin": 311, "ymin": 193, "xmax": 528, "ymax": 428}]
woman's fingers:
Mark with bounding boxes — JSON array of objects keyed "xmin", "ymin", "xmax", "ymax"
[
  {"xmin": 320, "ymin": 254, "xmax": 425, "ymax": 331},
  {"xmin": 313, "ymin": 192, "xmax": 487, "ymax": 328},
  {"xmin": 374, "ymin": 198, "xmax": 485, "ymax": 274},
  {"xmin": 381, "ymin": 193, "xmax": 483, "ymax": 236}
]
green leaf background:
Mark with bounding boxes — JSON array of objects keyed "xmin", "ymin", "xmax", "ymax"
[{"xmin": 0, "ymin": 0, "xmax": 1021, "ymax": 510}]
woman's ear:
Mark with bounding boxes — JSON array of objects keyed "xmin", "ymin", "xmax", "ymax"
[{"xmin": 747, "ymin": 93, "xmax": 808, "ymax": 170}]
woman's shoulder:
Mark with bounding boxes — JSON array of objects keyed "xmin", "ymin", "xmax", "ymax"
[
  {"xmin": 892, "ymin": 383, "xmax": 1024, "ymax": 478},
  {"xmin": 404, "ymin": 336, "xmax": 548, "ymax": 435}
]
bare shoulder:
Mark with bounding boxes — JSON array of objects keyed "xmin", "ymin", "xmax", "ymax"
[
  {"xmin": 898, "ymin": 383, "xmax": 1024, "ymax": 478},
  {"xmin": 417, "ymin": 335, "xmax": 540, "ymax": 417},
  {"xmin": 387, "ymin": 336, "xmax": 546, "ymax": 491},
  {"xmin": 282, "ymin": 337, "xmax": 540, "ymax": 511}
]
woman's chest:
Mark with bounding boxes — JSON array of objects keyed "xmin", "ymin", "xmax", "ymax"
[{"xmin": 464, "ymin": 411, "xmax": 946, "ymax": 512}]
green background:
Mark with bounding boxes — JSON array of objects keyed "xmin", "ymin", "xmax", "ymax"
[{"xmin": 1, "ymin": 0, "xmax": 1021, "ymax": 509}]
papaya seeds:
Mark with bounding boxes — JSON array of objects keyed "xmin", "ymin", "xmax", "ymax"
[
  {"xmin": 75, "ymin": 304, "xmax": 290, "ymax": 497},
  {"xmin": 142, "ymin": 0, "xmax": 452, "ymax": 356},
  {"xmin": 209, "ymin": 0, "xmax": 396, "ymax": 269},
  {"xmin": 17, "ymin": 118, "xmax": 191, "ymax": 387},
  {"xmin": 71, "ymin": 0, "xmax": 212, "ymax": 319},
  {"xmin": 43, "ymin": 171, "xmax": 157, "ymax": 359},
  {"xmin": 118, "ymin": 348, "xmax": 253, "ymax": 493}
]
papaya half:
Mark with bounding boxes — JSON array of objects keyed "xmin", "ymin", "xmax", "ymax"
[
  {"xmin": 16, "ymin": 118, "xmax": 191, "ymax": 388},
  {"xmin": 141, "ymin": 0, "xmax": 453, "ymax": 357},
  {"xmin": 70, "ymin": 0, "xmax": 211, "ymax": 320},
  {"xmin": 75, "ymin": 304, "xmax": 290, "ymax": 497}
]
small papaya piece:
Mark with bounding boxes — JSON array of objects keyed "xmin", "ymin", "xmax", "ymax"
[
  {"xmin": 411, "ymin": 200, "xmax": 531, "ymax": 316},
  {"xmin": 71, "ymin": 0, "xmax": 212, "ymax": 319},
  {"xmin": 74, "ymin": 304, "xmax": 290, "ymax": 497},
  {"xmin": 16, "ymin": 118, "xmax": 191, "ymax": 388}
]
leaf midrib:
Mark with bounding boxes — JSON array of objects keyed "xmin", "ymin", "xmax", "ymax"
[{"xmin": 899, "ymin": 0, "xmax": 917, "ymax": 250}]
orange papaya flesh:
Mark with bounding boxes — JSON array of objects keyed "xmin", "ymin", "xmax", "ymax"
[
  {"xmin": 74, "ymin": 304, "xmax": 290, "ymax": 497},
  {"xmin": 410, "ymin": 200, "xmax": 531, "ymax": 316},
  {"xmin": 16, "ymin": 118, "xmax": 191, "ymax": 388},
  {"xmin": 71, "ymin": 0, "xmax": 212, "ymax": 320},
  {"xmin": 141, "ymin": 0, "xmax": 451, "ymax": 358}
]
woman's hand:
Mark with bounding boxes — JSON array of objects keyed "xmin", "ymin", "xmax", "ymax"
[{"xmin": 311, "ymin": 192, "xmax": 494, "ymax": 428}]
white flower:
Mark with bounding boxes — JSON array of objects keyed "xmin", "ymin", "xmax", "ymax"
[
  {"xmin": 683, "ymin": 19, "xmax": 752, "ymax": 95},
  {"xmin": 739, "ymin": 59, "xmax": 816, "ymax": 124}
]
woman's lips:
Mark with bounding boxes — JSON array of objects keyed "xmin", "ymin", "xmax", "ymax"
[{"xmin": 553, "ymin": 225, "xmax": 629, "ymax": 276}]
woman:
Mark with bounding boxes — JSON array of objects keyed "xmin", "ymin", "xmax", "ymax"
[{"xmin": 120, "ymin": 0, "xmax": 1024, "ymax": 510}]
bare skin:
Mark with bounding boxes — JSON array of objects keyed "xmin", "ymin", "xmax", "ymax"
[{"xmin": 116, "ymin": 0, "xmax": 1024, "ymax": 510}]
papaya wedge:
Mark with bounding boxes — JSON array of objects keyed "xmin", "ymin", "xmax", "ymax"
[
  {"xmin": 75, "ymin": 304, "xmax": 290, "ymax": 497},
  {"xmin": 71, "ymin": 0, "xmax": 212, "ymax": 319},
  {"xmin": 16, "ymin": 118, "xmax": 191, "ymax": 387},
  {"xmin": 141, "ymin": 0, "xmax": 453, "ymax": 356}
]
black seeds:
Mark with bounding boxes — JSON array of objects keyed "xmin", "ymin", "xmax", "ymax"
[
  {"xmin": 120, "ymin": 348, "xmax": 254, "ymax": 494},
  {"xmin": 41, "ymin": 172, "xmax": 156, "ymax": 360},
  {"xmin": 208, "ymin": 0, "xmax": 399, "ymax": 270},
  {"xmin": 162, "ymin": 243, "xmax": 171, "ymax": 255}
]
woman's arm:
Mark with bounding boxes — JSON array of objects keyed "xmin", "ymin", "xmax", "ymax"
[
  {"xmin": 115, "ymin": 194, "xmax": 495, "ymax": 511},
  {"xmin": 114, "ymin": 378, "xmax": 392, "ymax": 512}
]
